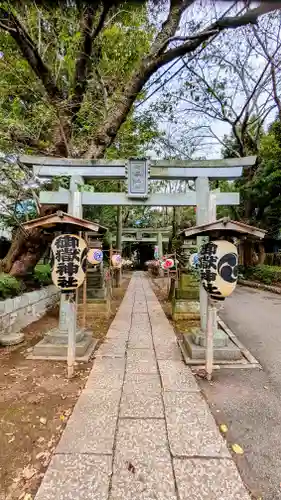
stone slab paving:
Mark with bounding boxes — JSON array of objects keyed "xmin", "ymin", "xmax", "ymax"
[
  {"xmin": 35, "ymin": 273, "xmax": 250, "ymax": 500},
  {"xmin": 164, "ymin": 392, "xmax": 230, "ymax": 458},
  {"xmin": 35, "ymin": 455, "xmax": 111, "ymax": 500}
]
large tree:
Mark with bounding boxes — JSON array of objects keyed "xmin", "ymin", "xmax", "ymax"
[{"xmin": 0, "ymin": 0, "xmax": 280, "ymax": 276}]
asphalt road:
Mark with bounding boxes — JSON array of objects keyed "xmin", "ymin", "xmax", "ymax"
[{"xmin": 199, "ymin": 285, "xmax": 281, "ymax": 500}]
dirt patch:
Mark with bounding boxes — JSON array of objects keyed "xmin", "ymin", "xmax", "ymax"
[{"xmin": 0, "ymin": 276, "xmax": 130, "ymax": 500}]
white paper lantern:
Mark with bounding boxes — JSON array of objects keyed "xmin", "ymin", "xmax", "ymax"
[
  {"xmin": 164, "ymin": 258, "xmax": 174, "ymax": 269},
  {"xmin": 51, "ymin": 234, "xmax": 87, "ymax": 291},
  {"xmin": 111, "ymin": 254, "xmax": 122, "ymax": 268},
  {"xmin": 87, "ymin": 248, "xmax": 103, "ymax": 265},
  {"xmin": 189, "ymin": 253, "xmax": 199, "ymax": 268},
  {"xmin": 199, "ymin": 240, "xmax": 238, "ymax": 300}
]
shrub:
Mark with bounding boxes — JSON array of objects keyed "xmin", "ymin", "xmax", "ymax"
[
  {"xmin": 33, "ymin": 263, "xmax": 52, "ymax": 286},
  {"xmin": 243, "ymin": 265, "xmax": 281, "ymax": 285},
  {"xmin": 0, "ymin": 273, "xmax": 22, "ymax": 300}
]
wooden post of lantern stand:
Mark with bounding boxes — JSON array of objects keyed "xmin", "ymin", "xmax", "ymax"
[
  {"xmin": 206, "ymin": 298, "xmax": 217, "ymax": 381},
  {"xmin": 67, "ymin": 290, "xmax": 77, "ymax": 379},
  {"xmin": 205, "ymin": 193, "xmax": 217, "ymax": 381},
  {"xmin": 82, "ymin": 232, "xmax": 88, "ymax": 330}
]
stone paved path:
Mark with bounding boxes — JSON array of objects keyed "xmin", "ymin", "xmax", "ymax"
[{"xmin": 35, "ymin": 273, "xmax": 250, "ymax": 500}]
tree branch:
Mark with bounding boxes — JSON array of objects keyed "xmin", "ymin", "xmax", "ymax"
[
  {"xmin": 87, "ymin": 1, "xmax": 281, "ymax": 159},
  {"xmin": 70, "ymin": 2, "xmax": 112, "ymax": 120},
  {"xmin": 158, "ymin": 3, "xmax": 281, "ymax": 66},
  {"xmin": 252, "ymin": 25, "xmax": 281, "ymax": 120},
  {"xmin": 0, "ymin": 7, "xmax": 64, "ymax": 101},
  {"xmin": 150, "ymin": 0, "xmax": 195, "ymax": 57}
]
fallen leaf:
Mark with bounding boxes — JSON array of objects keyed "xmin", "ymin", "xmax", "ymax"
[
  {"xmin": 23, "ymin": 494, "xmax": 33, "ymax": 500},
  {"xmin": 127, "ymin": 461, "xmax": 136, "ymax": 474},
  {"xmin": 231, "ymin": 443, "xmax": 244, "ymax": 455},
  {"xmin": 39, "ymin": 417, "xmax": 47, "ymax": 425},
  {"xmin": 220, "ymin": 424, "xmax": 228, "ymax": 434},
  {"xmin": 194, "ymin": 368, "xmax": 208, "ymax": 379},
  {"xmin": 263, "ymin": 386, "xmax": 269, "ymax": 390},
  {"xmin": 8, "ymin": 436, "xmax": 15, "ymax": 444},
  {"xmin": 60, "ymin": 415, "xmax": 65, "ymax": 421}
]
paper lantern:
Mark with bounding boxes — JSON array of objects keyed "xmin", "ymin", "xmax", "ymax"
[
  {"xmin": 189, "ymin": 253, "xmax": 199, "ymax": 268},
  {"xmin": 87, "ymin": 248, "xmax": 103, "ymax": 265},
  {"xmin": 161, "ymin": 258, "xmax": 174, "ymax": 270},
  {"xmin": 111, "ymin": 254, "xmax": 122, "ymax": 268},
  {"xmin": 199, "ymin": 240, "xmax": 238, "ymax": 300},
  {"xmin": 51, "ymin": 234, "xmax": 87, "ymax": 291}
]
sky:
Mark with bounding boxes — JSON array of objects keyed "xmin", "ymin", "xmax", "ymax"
[{"xmin": 142, "ymin": 0, "xmax": 279, "ymax": 160}]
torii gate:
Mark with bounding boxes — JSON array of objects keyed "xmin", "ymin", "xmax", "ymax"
[
  {"xmin": 112, "ymin": 227, "xmax": 171, "ymax": 258},
  {"xmin": 21, "ymin": 154, "xmax": 256, "ymax": 342}
]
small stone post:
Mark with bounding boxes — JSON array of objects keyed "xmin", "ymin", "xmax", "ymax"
[{"xmin": 172, "ymin": 270, "xmax": 200, "ymax": 321}]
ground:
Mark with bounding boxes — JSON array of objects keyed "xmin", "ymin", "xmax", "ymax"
[
  {"xmin": 0, "ymin": 277, "xmax": 129, "ymax": 500},
  {"xmin": 34, "ymin": 273, "xmax": 250, "ymax": 500},
  {"xmin": 153, "ymin": 279, "xmax": 281, "ymax": 500},
  {"xmin": 199, "ymin": 285, "xmax": 281, "ymax": 500}
]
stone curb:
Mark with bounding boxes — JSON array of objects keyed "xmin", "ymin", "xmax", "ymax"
[{"xmin": 239, "ymin": 278, "xmax": 281, "ymax": 295}]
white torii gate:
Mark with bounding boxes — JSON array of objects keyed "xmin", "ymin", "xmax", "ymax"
[{"xmin": 20, "ymin": 155, "xmax": 256, "ymax": 346}]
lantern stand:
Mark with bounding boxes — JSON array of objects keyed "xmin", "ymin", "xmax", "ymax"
[
  {"xmin": 22, "ymin": 212, "xmax": 108, "ymax": 373},
  {"xmin": 180, "ymin": 218, "xmax": 266, "ymax": 377},
  {"xmin": 110, "ymin": 249, "xmax": 122, "ymax": 287}
]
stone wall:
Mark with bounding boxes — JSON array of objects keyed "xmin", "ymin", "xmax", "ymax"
[{"xmin": 0, "ymin": 285, "xmax": 60, "ymax": 342}]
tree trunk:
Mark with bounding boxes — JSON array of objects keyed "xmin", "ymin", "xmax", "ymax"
[
  {"xmin": 0, "ymin": 205, "xmax": 59, "ymax": 277},
  {"xmin": 257, "ymin": 242, "xmax": 266, "ymax": 265},
  {"xmin": 0, "ymin": 228, "xmax": 47, "ymax": 276},
  {"xmin": 243, "ymin": 240, "xmax": 254, "ymax": 267}
]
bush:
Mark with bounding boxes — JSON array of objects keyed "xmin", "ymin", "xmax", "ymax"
[
  {"xmin": 0, "ymin": 273, "xmax": 22, "ymax": 300},
  {"xmin": 33, "ymin": 263, "xmax": 52, "ymax": 286},
  {"xmin": 243, "ymin": 265, "xmax": 281, "ymax": 285}
]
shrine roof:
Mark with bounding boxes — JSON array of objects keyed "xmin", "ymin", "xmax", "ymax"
[
  {"xmin": 180, "ymin": 218, "xmax": 266, "ymax": 240},
  {"xmin": 22, "ymin": 211, "xmax": 107, "ymax": 234}
]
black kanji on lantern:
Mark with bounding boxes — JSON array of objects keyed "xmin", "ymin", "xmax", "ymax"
[
  {"xmin": 56, "ymin": 262, "xmax": 79, "ymax": 276},
  {"xmin": 200, "ymin": 269, "xmax": 217, "ymax": 282},
  {"xmin": 51, "ymin": 234, "xmax": 87, "ymax": 291},
  {"xmin": 55, "ymin": 235, "xmax": 79, "ymax": 250},
  {"xmin": 199, "ymin": 242, "xmax": 218, "ymax": 284},
  {"xmin": 57, "ymin": 276, "xmax": 78, "ymax": 289}
]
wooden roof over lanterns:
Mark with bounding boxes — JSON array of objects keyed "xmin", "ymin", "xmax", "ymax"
[
  {"xmin": 180, "ymin": 218, "xmax": 266, "ymax": 240},
  {"xmin": 22, "ymin": 211, "xmax": 107, "ymax": 234}
]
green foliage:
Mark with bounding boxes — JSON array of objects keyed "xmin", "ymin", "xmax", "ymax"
[
  {"xmin": 0, "ymin": 2, "xmax": 161, "ymax": 234},
  {"xmin": 243, "ymin": 265, "xmax": 281, "ymax": 285},
  {"xmin": 250, "ymin": 120, "xmax": 281, "ymax": 234},
  {"xmin": 221, "ymin": 117, "xmax": 281, "ymax": 233},
  {"xmin": 0, "ymin": 2, "xmax": 156, "ymax": 155},
  {"xmin": 0, "ymin": 273, "xmax": 22, "ymax": 299},
  {"xmin": 33, "ymin": 263, "xmax": 52, "ymax": 286}
]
